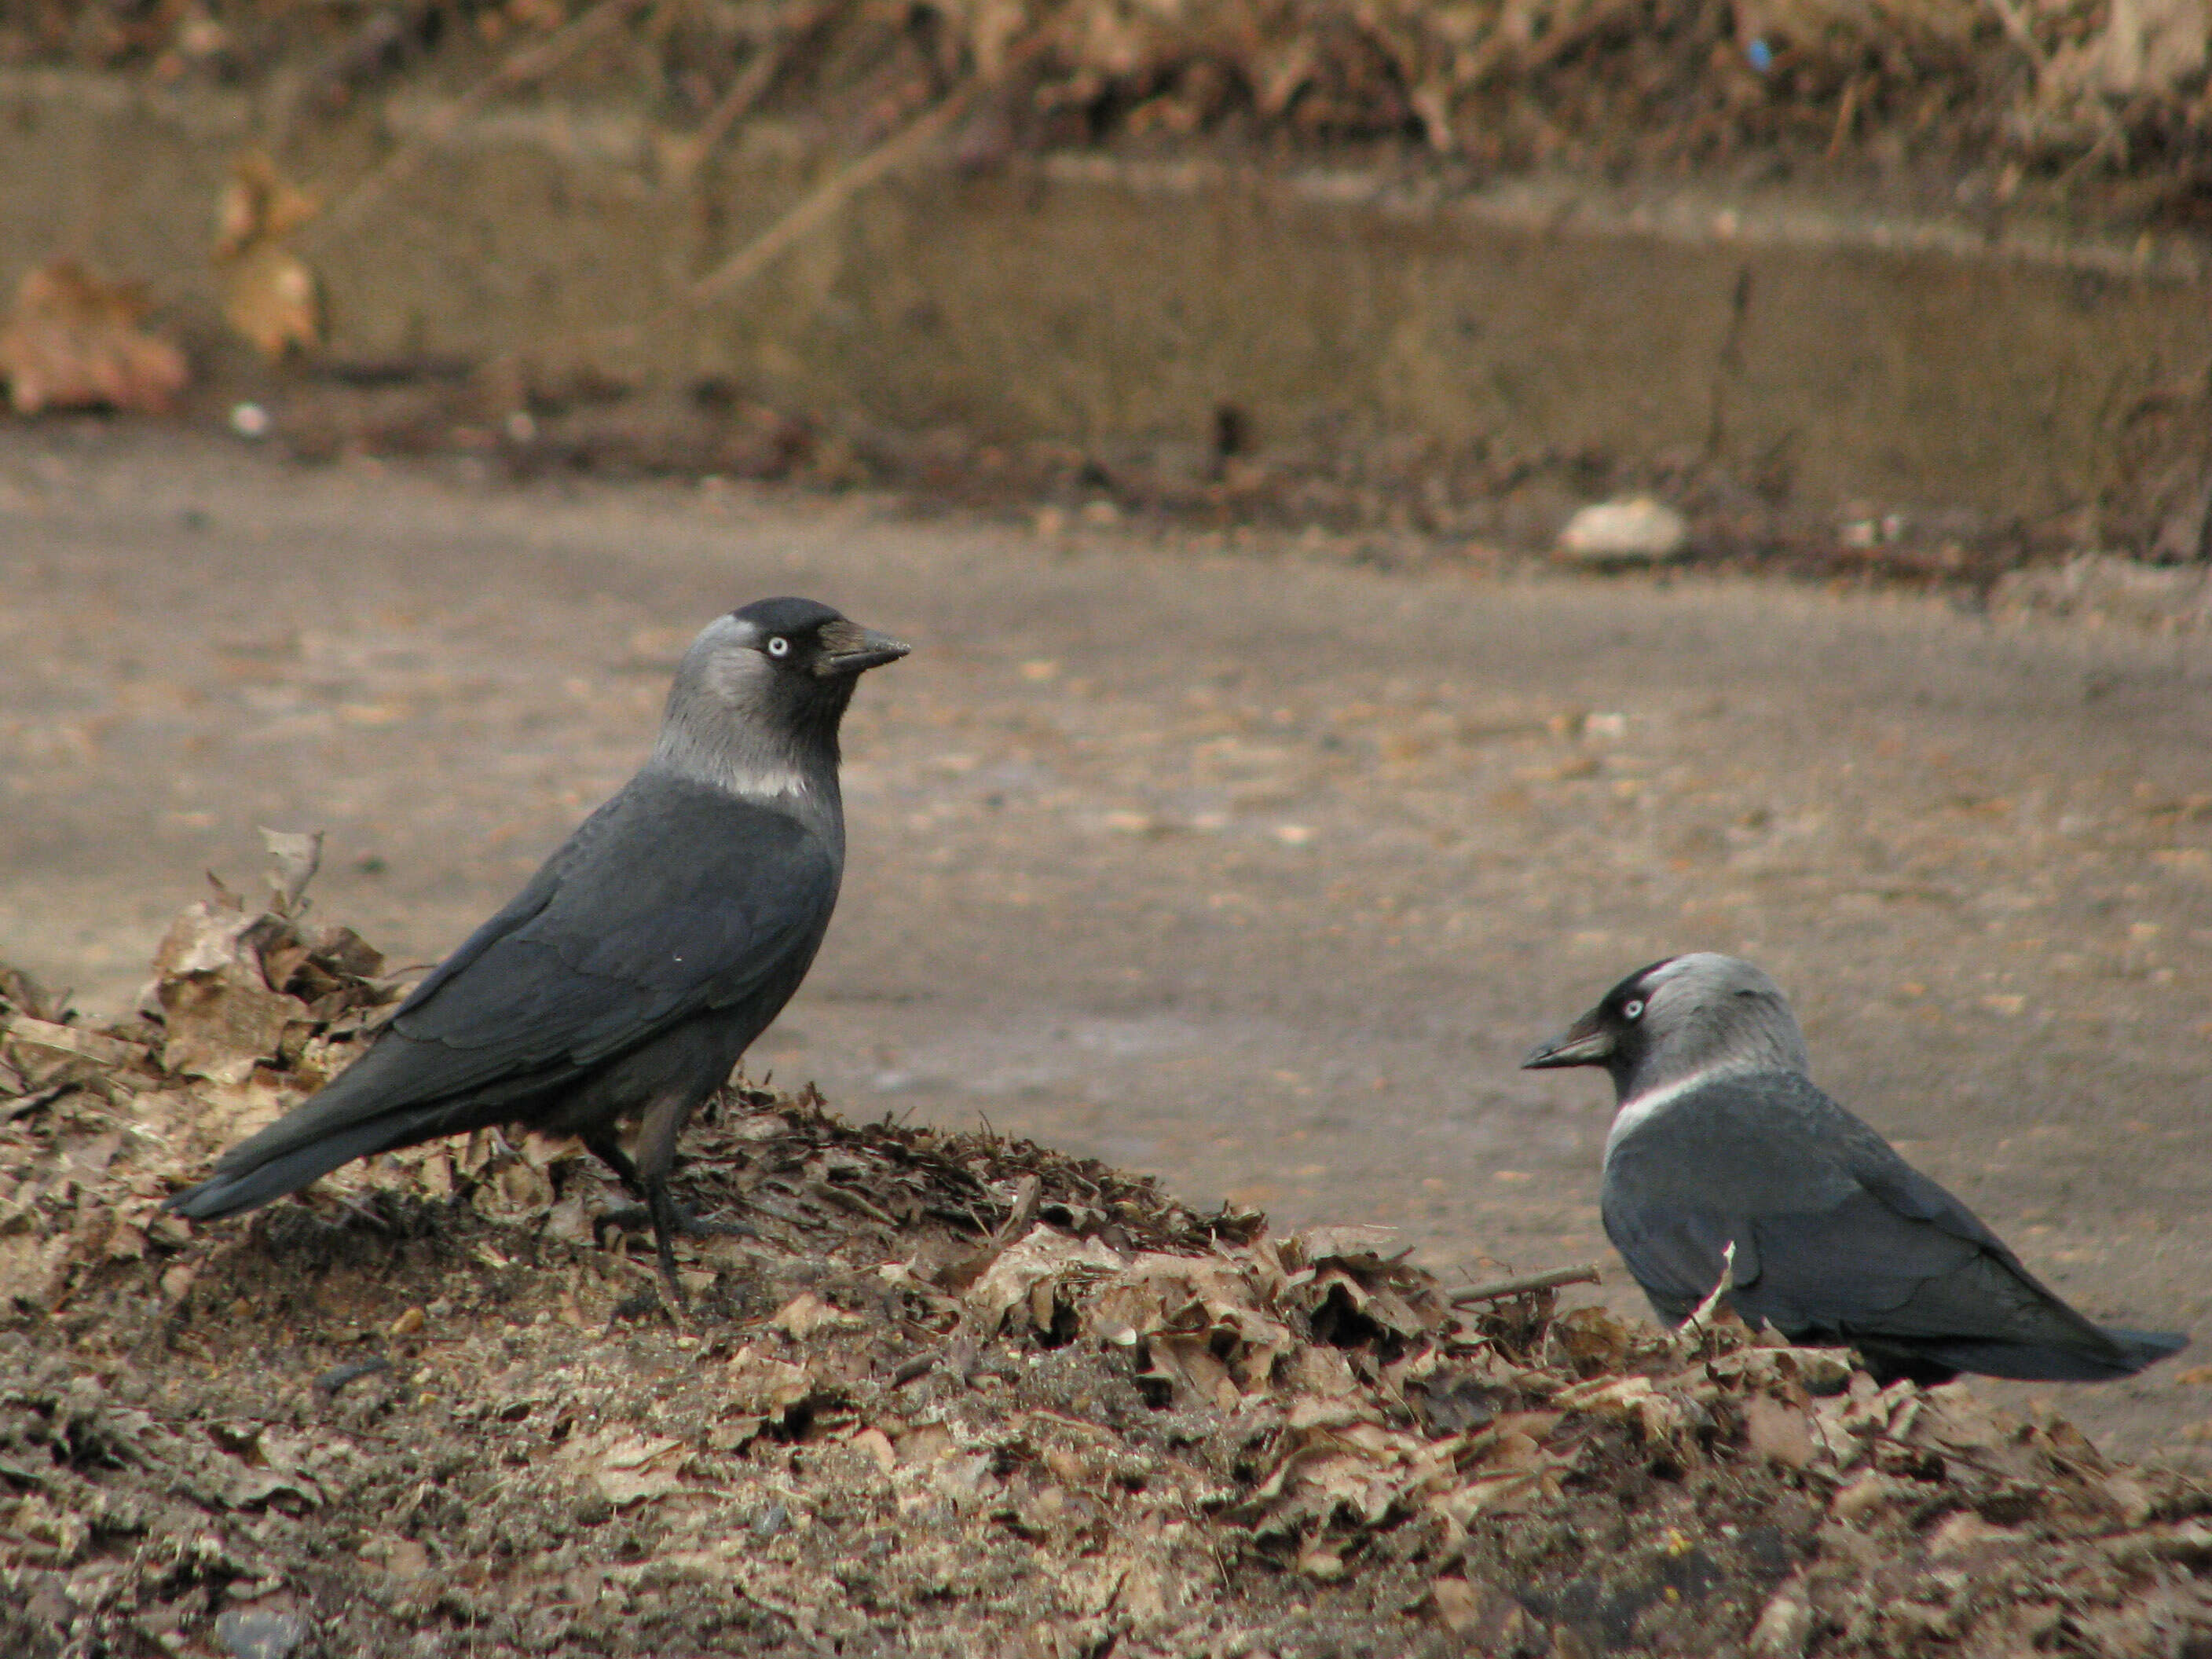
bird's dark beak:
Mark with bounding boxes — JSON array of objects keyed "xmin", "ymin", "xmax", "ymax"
[
  {"xmin": 1522, "ymin": 1005, "xmax": 1615, "ymax": 1070},
  {"xmin": 815, "ymin": 622, "xmax": 912, "ymax": 677}
]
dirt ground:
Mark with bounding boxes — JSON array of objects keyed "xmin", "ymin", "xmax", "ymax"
[
  {"xmin": 3, "ymin": 877, "xmax": 2209, "ymax": 1657},
  {"xmin": 2, "ymin": 420, "xmax": 2209, "ymax": 1478}
]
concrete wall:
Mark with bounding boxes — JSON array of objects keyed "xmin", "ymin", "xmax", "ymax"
[{"xmin": 5, "ymin": 66, "xmax": 2209, "ymax": 523}]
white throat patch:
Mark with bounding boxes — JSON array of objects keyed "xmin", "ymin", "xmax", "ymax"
[
  {"xmin": 1605, "ymin": 1064, "xmax": 1753, "ymax": 1158},
  {"xmin": 724, "ymin": 762, "xmax": 811, "ymax": 800}
]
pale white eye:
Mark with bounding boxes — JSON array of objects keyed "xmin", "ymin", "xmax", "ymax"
[
  {"xmin": 1623, "ymin": 998, "xmax": 1645, "ymax": 1020},
  {"xmin": 765, "ymin": 635, "xmax": 793, "ymax": 658}
]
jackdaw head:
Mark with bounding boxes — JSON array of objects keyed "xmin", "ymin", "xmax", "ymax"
[
  {"xmin": 653, "ymin": 597, "xmax": 910, "ymax": 797},
  {"xmin": 1521, "ymin": 952, "xmax": 1812, "ymax": 1102}
]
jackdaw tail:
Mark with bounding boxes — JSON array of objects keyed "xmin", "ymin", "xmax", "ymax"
[
  {"xmin": 1523, "ymin": 953, "xmax": 2188, "ymax": 1386},
  {"xmin": 168, "ymin": 597, "xmax": 909, "ymax": 1305}
]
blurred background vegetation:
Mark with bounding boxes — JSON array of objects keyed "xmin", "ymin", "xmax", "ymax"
[{"xmin": 2, "ymin": 0, "xmax": 2207, "ymax": 222}]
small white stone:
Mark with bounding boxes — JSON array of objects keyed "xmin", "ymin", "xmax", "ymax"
[
  {"xmin": 1557, "ymin": 496, "xmax": 1689, "ymax": 563},
  {"xmin": 229, "ymin": 402, "xmax": 270, "ymax": 439}
]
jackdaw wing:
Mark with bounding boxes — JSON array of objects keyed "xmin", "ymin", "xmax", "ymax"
[
  {"xmin": 1603, "ymin": 1072, "xmax": 2004, "ymax": 1333},
  {"xmin": 383, "ymin": 778, "xmax": 837, "ymax": 1090},
  {"xmin": 184, "ymin": 778, "xmax": 838, "ymax": 1201}
]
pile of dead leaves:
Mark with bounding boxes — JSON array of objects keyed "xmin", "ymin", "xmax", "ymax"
[{"xmin": 3, "ymin": 863, "xmax": 2210, "ymax": 1656}]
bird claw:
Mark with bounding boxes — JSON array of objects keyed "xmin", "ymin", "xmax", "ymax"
[{"xmin": 593, "ymin": 1195, "xmax": 755, "ymax": 1328}]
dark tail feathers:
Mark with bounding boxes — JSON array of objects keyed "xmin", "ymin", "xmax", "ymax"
[
  {"xmin": 1869, "ymin": 1324, "xmax": 2188, "ymax": 1385},
  {"xmin": 165, "ymin": 1115, "xmax": 408, "ymax": 1220}
]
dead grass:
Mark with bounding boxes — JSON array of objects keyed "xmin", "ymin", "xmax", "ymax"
[{"xmin": 5, "ymin": 0, "xmax": 2209, "ymax": 216}]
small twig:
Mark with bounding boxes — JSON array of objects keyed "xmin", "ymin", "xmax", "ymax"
[
  {"xmin": 1981, "ymin": 0, "xmax": 2048, "ymax": 71},
  {"xmin": 320, "ymin": 0, "xmax": 654, "ymax": 238},
  {"xmin": 313, "ymin": 1355, "xmax": 391, "ymax": 1397},
  {"xmin": 1449, "ymin": 1262, "xmax": 1602, "ymax": 1306},
  {"xmin": 811, "ymin": 1180, "xmax": 899, "ymax": 1229},
  {"xmin": 690, "ymin": 49, "xmax": 1034, "ymax": 302},
  {"xmin": 1682, "ymin": 1240, "xmax": 1738, "ymax": 1339},
  {"xmin": 1826, "ymin": 75, "xmax": 1865, "ymax": 161},
  {"xmin": 889, "ymin": 1351, "xmax": 937, "ymax": 1387},
  {"xmin": 665, "ymin": 0, "xmax": 844, "ymax": 188}
]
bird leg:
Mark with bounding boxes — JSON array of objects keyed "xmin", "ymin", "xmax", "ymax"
[
  {"xmin": 584, "ymin": 1129, "xmax": 756, "ymax": 1243},
  {"xmin": 586, "ymin": 1092, "xmax": 761, "ymax": 1314},
  {"xmin": 583, "ymin": 1130, "xmax": 645, "ymax": 1192}
]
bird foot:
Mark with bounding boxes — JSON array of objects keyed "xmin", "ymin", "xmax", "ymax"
[{"xmin": 594, "ymin": 1198, "xmax": 754, "ymax": 1328}]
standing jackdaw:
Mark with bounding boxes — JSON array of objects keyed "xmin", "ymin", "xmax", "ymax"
[
  {"xmin": 1523, "ymin": 953, "xmax": 2188, "ymax": 1384},
  {"xmin": 168, "ymin": 597, "xmax": 909, "ymax": 1302}
]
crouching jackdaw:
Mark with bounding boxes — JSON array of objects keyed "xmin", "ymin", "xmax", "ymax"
[
  {"xmin": 1523, "ymin": 954, "xmax": 2188, "ymax": 1384},
  {"xmin": 167, "ymin": 597, "xmax": 909, "ymax": 1303}
]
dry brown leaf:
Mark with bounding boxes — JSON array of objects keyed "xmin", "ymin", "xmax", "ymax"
[
  {"xmin": 222, "ymin": 243, "xmax": 322, "ymax": 363},
  {"xmin": 848, "ymin": 1426, "xmax": 896, "ymax": 1476},
  {"xmin": 213, "ymin": 155, "xmax": 323, "ymax": 361},
  {"xmin": 1829, "ymin": 1470, "xmax": 1900, "ymax": 1525},
  {"xmin": 1742, "ymin": 1391, "xmax": 1819, "ymax": 1469},
  {"xmin": 0, "ymin": 261, "xmax": 188, "ymax": 416},
  {"xmin": 966, "ymin": 1225, "xmax": 1126, "ymax": 1334},
  {"xmin": 576, "ymin": 1430, "xmax": 688, "ymax": 1504},
  {"xmin": 1554, "ymin": 1372, "xmax": 1686, "ymax": 1441},
  {"xmin": 1287, "ymin": 1223, "xmax": 1405, "ymax": 1262},
  {"xmin": 0, "ymin": 1232, "xmax": 75, "ymax": 1309},
  {"xmin": 1925, "ymin": 1511, "xmax": 2023, "ymax": 1558},
  {"xmin": 258, "ymin": 827, "xmax": 324, "ymax": 914},
  {"xmin": 896, "ymin": 1423, "xmax": 956, "ymax": 1465},
  {"xmin": 773, "ymin": 1290, "xmax": 862, "ymax": 1338},
  {"xmin": 215, "ymin": 154, "xmax": 320, "ymax": 257},
  {"xmin": 1430, "ymin": 1575, "xmax": 1533, "ymax": 1643},
  {"xmin": 725, "ymin": 1344, "xmax": 817, "ymax": 1422},
  {"xmin": 159, "ymin": 972, "xmax": 309, "ymax": 1087},
  {"xmin": 1144, "ymin": 1330, "xmax": 1240, "ymax": 1410},
  {"xmin": 1548, "ymin": 1303, "xmax": 1635, "ymax": 1372},
  {"xmin": 2, "ymin": 1017, "xmax": 152, "ymax": 1074},
  {"xmin": 1430, "ymin": 1574, "xmax": 1483, "ymax": 1632}
]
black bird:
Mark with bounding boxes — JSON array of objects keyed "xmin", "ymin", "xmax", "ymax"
[
  {"xmin": 1523, "ymin": 953, "xmax": 2188, "ymax": 1385},
  {"xmin": 168, "ymin": 597, "xmax": 909, "ymax": 1302}
]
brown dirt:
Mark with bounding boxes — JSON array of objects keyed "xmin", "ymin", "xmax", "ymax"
[{"xmin": 5, "ymin": 887, "xmax": 2211, "ymax": 1658}]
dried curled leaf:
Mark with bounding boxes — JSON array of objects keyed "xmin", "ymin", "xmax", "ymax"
[
  {"xmin": 0, "ymin": 261, "xmax": 188, "ymax": 416},
  {"xmin": 214, "ymin": 154, "xmax": 324, "ymax": 361}
]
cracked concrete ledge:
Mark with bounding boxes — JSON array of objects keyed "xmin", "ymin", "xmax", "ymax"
[{"xmin": 5, "ymin": 66, "xmax": 2210, "ymax": 524}]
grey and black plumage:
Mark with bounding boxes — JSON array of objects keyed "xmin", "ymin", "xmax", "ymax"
[
  {"xmin": 1523, "ymin": 954, "xmax": 2188, "ymax": 1385},
  {"xmin": 167, "ymin": 597, "xmax": 908, "ymax": 1302}
]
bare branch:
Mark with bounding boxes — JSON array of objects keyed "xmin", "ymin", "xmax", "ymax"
[
  {"xmin": 663, "ymin": 0, "xmax": 847, "ymax": 189},
  {"xmin": 689, "ymin": 47, "xmax": 1036, "ymax": 302},
  {"xmin": 320, "ymin": 0, "xmax": 654, "ymax": 239},
  {"xmin": 1449, "ymin": 1262, "xmax": 1601, "ymax": 1306}
]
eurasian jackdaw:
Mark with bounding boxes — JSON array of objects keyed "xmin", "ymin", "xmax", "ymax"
[
  {"xmin": 167, "ymin": 597, "xmax": 909, "ymax": 1302},
  {"xmin": 1523, "ymin": 954, "xmax": 2188, "ymax": 1384}
]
